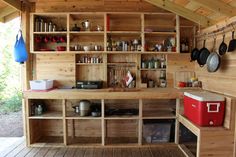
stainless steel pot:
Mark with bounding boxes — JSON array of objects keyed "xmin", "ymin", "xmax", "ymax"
[{"xmin": 79, "ymin": 100, "xmax": 91, "ymax": 116}]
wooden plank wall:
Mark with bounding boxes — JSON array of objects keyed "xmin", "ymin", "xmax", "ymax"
[
  {"xmin": 36, "ymin": 54, "xmax": 76, "ymax": 88},
  {"xmin": 167, "ymin": 54, "xmax": 195, "ymax": 88},
  {"xmin": 33, "ymin": 0, "xmax": 165, "ymax": 13},
  {"xmin": 196, "ymin": 33, "xmax": 236, "ymax": 97}
]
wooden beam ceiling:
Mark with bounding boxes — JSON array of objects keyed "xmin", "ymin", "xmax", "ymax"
[
  {"xmin": 0, "ymin": 0, "xmax": 21, "ymax": 11},
  {"xmin": 144, "ymin": 0, "xmax": 215, "ymax": 27},
  {"xmin": 190, "ymin": 0, "xmax": 236, "ymax": 17},
  {"xmin": 0, "ymin": 6, "xmax": 16, "ymax": 19}
]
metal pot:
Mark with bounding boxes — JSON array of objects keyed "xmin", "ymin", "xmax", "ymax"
[
  {"xmin": 72, "ymin": 100, "xmax": 91, "ymax": 116},
  {"xmin": 79, "ymin": 100, "xmax": 91, "ymax": 116}
]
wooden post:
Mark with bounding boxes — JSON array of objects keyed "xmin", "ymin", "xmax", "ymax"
[
  {"xmin": 102, "ymin": 99, "xmax": 105, "ymax": 145},
  {"xmin": 138, "ymin": 99, "xmax": 143, "ymax": 145},
  {"xmin": 21, "ymin": 3, "xmax": 32, "ymax": 140},
  {"xmin": 176, "ymin": 15, "xmax": 180, "ymax": 53},
  {"xmin": 62, "ymin": 99, "xmax": 67, "ymax": 145},
  {"xmin": 21, "ymin": 3, "xmax": 32, "ymax": 90},
  {"xmin": 175, "ymin": 98, "xmax": 180, "ymax": 144}
]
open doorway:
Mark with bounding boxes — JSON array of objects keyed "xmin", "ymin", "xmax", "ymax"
[{"xmin": 0, "ymin": 17, "xmax": 23, "ymax": 137}]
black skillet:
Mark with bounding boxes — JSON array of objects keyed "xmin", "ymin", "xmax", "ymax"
[
  {"xmin": 206, "ymin": 38, "xmax": 221, "ymax": 72},
  {"xmin": 197, "ymin": 39, "xmax": 210, "ymax": 67},
  {"xmin": 190, "ymin": 47, "xmax": 199, "ymax": 62},
  {"xmin": 219, "ymin": 34, "xmax": 227, "ymax": 55},
  {"xmin": 228, "ymin": 31, "xmax": 236, "ymax": 52}
]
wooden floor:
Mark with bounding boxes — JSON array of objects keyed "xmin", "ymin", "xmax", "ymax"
[{"xmin": 0, "ymin": 137, "xmax": 186, "ymax": 157}]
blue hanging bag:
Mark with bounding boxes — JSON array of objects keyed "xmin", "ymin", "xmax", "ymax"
[{"xmin": 13, "ymin": 30, "xmax": 28, "ymax": 64}]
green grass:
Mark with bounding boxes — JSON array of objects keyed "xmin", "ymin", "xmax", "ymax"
[{"xmin": 0, "ymin": 92, "xmax": 22, "ymax": 114}]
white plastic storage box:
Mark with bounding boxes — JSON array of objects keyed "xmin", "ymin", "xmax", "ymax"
[
  {"xmin": 143, "ymin": 122, "xmax": 171, "ymax": 143},
  {"xmin": 29, "ymin": 79, "xmax": 54, "ymax": 90}
]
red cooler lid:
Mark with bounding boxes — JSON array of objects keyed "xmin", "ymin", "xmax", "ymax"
[{"xmin": 184, "ymin": 91, "xmax": 225, "ymax": 101}]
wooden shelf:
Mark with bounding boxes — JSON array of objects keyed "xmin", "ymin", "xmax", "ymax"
[
  {"xmin": 28, "ymin": 111, "xmax": 62, "ymax": 119},
  {"xmin": 107, "ymin": 31, "xmax": 141, "ymax": 34},
  {"xmin": 142, "ymin": 51, "xmax": 178, "ymax": 54},
  {"xmin": 74, "ymin": 51, "xmax": 105, "ymax": 54},
  {"xmin": 66, "ymin": 111, "xmax": 101, "ymax": 119},
  {"xmin": 107, "ymin": 62, "xmax": 136, "ymax": 66},
  {"xmin": 31, "ymin": 51, "xmax": 71, "ymax": 54},
  {"xmin": 69, "ymin": 31, "xmax": 104, "ymax": 35},
  {"xmin": 144, "ymin": 32, "xmax": 176, "ymax": 35},
  {"xmin": 76, "ymin": 63, "xmax": 103, "ymax": 65},
  {"xmin": 175, "ymin": 87, "xmax": 201, "ymax": 90},
  {"xmin": 143, "ymin": 110, "xmax": 176, "ymax": 119},
  {"xmin": 106, "ymin": 51, "xmax": 141, "ymax": 54},
  {"xmin": 178, "ymin": 114, "xmax": 226, "ymax": 137},
  {"xmin": 67, "ymin": 137, "xmax": 102, "ymax": 145},
  {"xmin": 140, "ymin": 68, "xmax": 166, "ymax": 71},
  {"xmin": 33, "ymin": 31, "xmax": 67, "ymax": 34},
  {"xmin": 104, "ymin": 115, "xmax": 139, "ymax": 120},
  {"xmin": 105, "ymin": 137, "xmax": 138, "ymax": 145},
  {"xmin": 30, "ymin": 136, "xmax": 64, "ymax": 146}
]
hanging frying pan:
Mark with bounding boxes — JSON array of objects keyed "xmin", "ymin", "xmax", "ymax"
[
  {"xmin": 219, "ymin": 34, "xmax": 227, "ymax": 55},
  {"xmin": 190, "ymin": 47, "xmax": 199, "ymax": 62},
  {"xmin": 206, "ymin": 38, "xmax": 221, "ymax": 72},
  {"xmin": 228, "ymin": 31, "xmax": 236, "ymax": 52},
  {"xmin": 197, "ymin": 39, "xmax": 210, "ymax": 67}
]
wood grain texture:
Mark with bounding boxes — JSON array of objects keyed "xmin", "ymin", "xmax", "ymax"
[
  {"xmin": 33, "ymin": 0, "xmax": 166, "ymax": 13},
  {"xmin": 196, "ymin": 32, "xmax": 236, "ymax": 97},
  {"xmin": 36, "ymin": 54, "xmax": 76, "ymax": 88},
  {"xmin": 167, "ymin": 54, "xmax": 195, "ymax": 88}
]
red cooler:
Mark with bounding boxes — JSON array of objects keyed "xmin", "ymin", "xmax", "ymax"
[{"xmin": 184, "ymin": 91, "xmax": 225, "ymax": 126}]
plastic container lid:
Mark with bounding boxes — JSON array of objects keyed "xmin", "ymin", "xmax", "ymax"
[{"xmin": 184, "ymin": 91, "xmax": 225, "ymax": 101}]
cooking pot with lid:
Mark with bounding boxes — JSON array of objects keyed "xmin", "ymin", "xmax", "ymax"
[{"xmin": 72, "ymin": 100, "xmax": 91, "ymax": 116}]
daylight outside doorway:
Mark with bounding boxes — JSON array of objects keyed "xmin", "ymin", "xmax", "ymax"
[{"xmin": 0, "ymin": 17, "xmax": 23, "ymax": 138}]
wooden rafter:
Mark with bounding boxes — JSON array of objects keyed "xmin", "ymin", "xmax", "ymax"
[
  {"xmin": 144, "ymin": 0, "xmax": 215, "ymax": 27},
  {"xmin": 0, "ymin": 6, "xmax": 16, "ymax": 19},
  {"xmin": 190, "ymin": 0, "xmax": 236, "ymax": 17},
  {"xmin": 0, "ymin": 0, "xmax": 21, "ymax": 11}
]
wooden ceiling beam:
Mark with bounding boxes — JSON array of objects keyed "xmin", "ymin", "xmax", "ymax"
[
  {"xmin": 144, "ymin": 0, "xmax": 215, "ymax": 27},
  {"xmin": 0, "ymin": 6, "xmax": 16, "ymax": 19},
  {"xmin": 0, "ymin": 0, "xmax": 21, "ymax": 11},
  {"xmin": 190, "ymin": 0, "xmax": 236, "ymax": 17}
]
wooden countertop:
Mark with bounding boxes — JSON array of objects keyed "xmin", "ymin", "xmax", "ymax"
[{"xmin": 23, "ymin": 88, "xmax": 187, "ymax": 99}]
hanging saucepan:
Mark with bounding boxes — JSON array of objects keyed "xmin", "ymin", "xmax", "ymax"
[
  {"xmin": 197, "ymin": 39, "xmax": 210, "ymax": 67},
  {"xmin": 206, "ymin": 38, "xmax": 221, "ymax": 72},
  {"xmin": 228, "ymin": 31, "xmax": 236, "ymax": 52},
  {"xmin": 190, "ymin": 47, "xmax": 199, "ymax": 62},
  {"xmin": 219, "ymin": 34, "xmax": 227, "ymax": 55}
]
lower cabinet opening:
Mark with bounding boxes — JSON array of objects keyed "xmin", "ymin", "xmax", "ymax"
[
  {"xmin": 29, "ymin": 119, "xmax": 64, "ymax": 145},
  {"xmin": 105, "ymin": 119, "xmax": 138, "ymax": 145}
]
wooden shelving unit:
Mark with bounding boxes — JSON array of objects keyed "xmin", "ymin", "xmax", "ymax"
[
  {"xmin": 28, "ymin": 111, "xmax": 63, "ymax": 119},
  {"xmin": 25, "ymin": 97, "xmax": 179, "ymax": 146},
  {"xmin": 30, "ymin": 12, "xmax": 181, "ymax": 89},
  {"xmin": 27, "ymin": 12, "xmax": 188, "ymax": 147}
]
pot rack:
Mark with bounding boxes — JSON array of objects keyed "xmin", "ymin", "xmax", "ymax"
[{"xmin": 196, "ymin": 21, "xmax": 236, "ymax": 40}]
